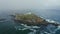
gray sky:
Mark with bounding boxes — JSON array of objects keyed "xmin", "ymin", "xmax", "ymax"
[{"xmin": 0, "ymin": 0, "xmax": 60, "ymax": 10}]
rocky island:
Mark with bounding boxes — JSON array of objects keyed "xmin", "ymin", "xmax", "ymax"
[{"xmin": 12, "ymin": 12, "xmax": 60, "ymax": 26}]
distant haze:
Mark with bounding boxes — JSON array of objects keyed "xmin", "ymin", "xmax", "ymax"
[
  {"xmin": 0, "ymin": 0, "xmax": 60, "ymax": 10},
  {"xmin": 0, "ymin": 0, "xmax": 60, "ymax": 22}
]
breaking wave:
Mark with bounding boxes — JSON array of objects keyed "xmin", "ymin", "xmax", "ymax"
[{"xmin": 14, "ymin": 18, "xmax": 60, "ymax": 34}]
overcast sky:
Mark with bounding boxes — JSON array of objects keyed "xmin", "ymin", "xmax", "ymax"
[{"xmin": 0, "ymin": 0, "xmax": 60, "ymax": 10}]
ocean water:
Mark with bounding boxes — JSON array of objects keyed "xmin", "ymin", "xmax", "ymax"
[{"xmin": 0, "ymin": 10, "xmax": 60, "ymax": 34}]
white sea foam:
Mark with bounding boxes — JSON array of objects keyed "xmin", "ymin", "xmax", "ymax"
[
  {"xmin": 14, "ymin": 18, "xmax": 60, "ymax": 34},
  {"xmin": 57, "ymin": 26, "xmax": 60, "ymax": 29},
  {"xmin": 40, "ymin": 15, "xmax": 59, "ymax": 24},
  {"xmin": 15, "ymin": 23, "xmax": 59, "ymax": 34},
  {"xmin": 46, "ymin": 19, "xmax": 57, "ymax": 23},
  {"xmin": 21, "ymin": 24, "xmax": 40, "ymax": 28},
  {"xmin": 31, "ymin": 26, "xmax": 40, "ymax": 28},
  {"xmin": 15, "ymin": 23, "xmax": 40, "ymax": 30},
  {"xmin": 44, "ymin": 32, "xmax": 50, "ymax": 34},
  {"xmin": 39, "ymin": 15, "xmax": 45, "ymax": 19},
  {"xmin": 15, "ymin": 19, "xmax": 59, "ymax": 31},
  {"xmin": 46, "ymin": 19, "xmax": 54, "ymax": 22}
]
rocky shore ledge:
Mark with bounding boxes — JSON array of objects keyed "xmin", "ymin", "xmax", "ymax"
[{"xmin": 11, "ymin": 12, "xmax": 60, "ymax": 26}]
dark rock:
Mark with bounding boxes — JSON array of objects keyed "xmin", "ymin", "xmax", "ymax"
[{"xmin": 12, "ymin": 12, "xmax": 60, "ymax": 26}]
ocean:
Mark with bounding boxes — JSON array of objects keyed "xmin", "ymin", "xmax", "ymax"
[{"xmin": 0, "ymin": 10, "xmax": 60, "ymax": 34}]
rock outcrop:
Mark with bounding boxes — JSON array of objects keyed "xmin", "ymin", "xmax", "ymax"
[{"xmin": 12, "ymin": 12, "xmax": 60, "ymax": 26}]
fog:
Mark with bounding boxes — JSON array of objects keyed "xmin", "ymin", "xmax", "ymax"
[
  {"xmin": 0, "ymin": 0, "xmax": 60, "ymax": 10},
  {"xmin": 0, "ymin": 0, "xmax": 60, "ymax": 22}
]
